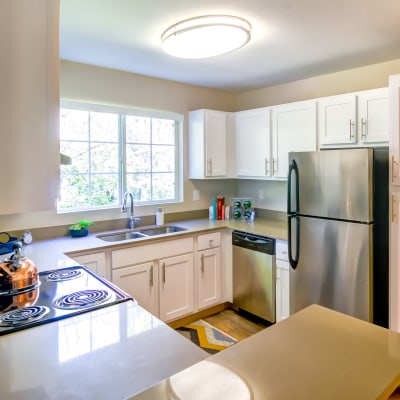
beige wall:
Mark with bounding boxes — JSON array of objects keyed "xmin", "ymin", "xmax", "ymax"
[
  {"xmin": 2, "ymin": 58, "xmax": 400, "ymax": 231},
  {"xmin": 236, "ymin": 58, "xmax": 400, "ymax": 110}
]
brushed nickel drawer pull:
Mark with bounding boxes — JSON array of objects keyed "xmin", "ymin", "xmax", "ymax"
[{"xmin": 162, "ymin": 263, "xmax": 166, "ymax": 284}]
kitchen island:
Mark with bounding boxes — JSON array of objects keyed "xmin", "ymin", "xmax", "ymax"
[
  {"xmin": 128, "ymin": 305, "xmax": 400, "ymax": 400},
  {"xmin": 0, "ymin": 300, "xmax": 208, "ymax": 399}
]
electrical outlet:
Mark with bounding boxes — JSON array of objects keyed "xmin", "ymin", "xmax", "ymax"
[{"xmin": 193, "ymin": 190, "xmax": 200, "ymax": 201}]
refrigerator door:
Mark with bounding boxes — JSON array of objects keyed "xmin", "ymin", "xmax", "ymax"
[
  {"xmin": 289, "ymin": 216, "xmax": 372, "ymax": 322},
  {"xmin": 289, "ymin": 148, "xmax": 373, "ymax": 222}
]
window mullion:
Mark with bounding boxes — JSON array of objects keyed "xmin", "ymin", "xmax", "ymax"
[{"xmin": 120, "ymin": 114, "xmax": 126, "ymax": 202}]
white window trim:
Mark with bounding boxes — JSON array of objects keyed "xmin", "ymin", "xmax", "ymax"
[{"xmin": 58, "ymin": 100, "xmax": 184, "ymax": 213}]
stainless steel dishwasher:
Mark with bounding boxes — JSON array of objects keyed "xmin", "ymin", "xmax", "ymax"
[{"xmin": 232, "ymin": 230, "xmax": 276, "ymax": 323}]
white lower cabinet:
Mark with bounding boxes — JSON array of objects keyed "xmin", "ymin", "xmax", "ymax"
[
  {"xmin": 159, "ymin": 254, "xmax": 194, "ymax": 321},
  {"xmin": 112, "ymin": 261, "xmax": 158, "ymax": 316},
  {"xmin": 71, "ymin": 251, "xmax": 107, "ymax": 278},
  {"xmin": 275, "ymin": 240, "xmax": 290, "ymax": 322},
  {"xmin": 111, "ymin": 237, "xmax": 195, "ymax": 323},
  {"xmin": 196, "ymin": 232, "xmax": 222, "ymax": 310}
]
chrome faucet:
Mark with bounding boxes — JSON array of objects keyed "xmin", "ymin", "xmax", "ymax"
[{"xmin": 121, "ymin": 192, "xmax": 141, "ymax": 229}]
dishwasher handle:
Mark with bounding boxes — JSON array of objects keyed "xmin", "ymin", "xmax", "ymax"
[{"xmin": 232, "ymin": 231, "xmax": 275, "ymax": 255}]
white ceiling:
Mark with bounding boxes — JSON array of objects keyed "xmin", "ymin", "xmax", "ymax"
[{"xmin": 59, "ymin": 0, "xmax": 400, "ymax": 93}]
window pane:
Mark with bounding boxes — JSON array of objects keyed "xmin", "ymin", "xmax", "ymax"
[
  {"xmin": 90, "ymin": 174, "xmax": 119, "ymax": 206},
  {"xmin": 59, "ymin": 172, "xmax": 89, "ymax": 209},
  {"xmin": 152, "ymin": 173, "xmax": 175, "ymax": 200},
  {"xmin": 91, "ymin": 143, "xmax": 119, "ymax": 173},
  {"xmin": 90, "ymin": 112, "xmax": 119, "ymax": 142},
  {"xmin": 126, "ymin": 144, "xmax": 151, "ymax": 172},
  {"xmin": 60, "ymin": 142, "xmax": 90, "ymax": 173},
  {"xmin": 126, "ymin": 116, "xmax": 150, "ymax": 143},
  {"xmin": 60, "ymin": 109, "xmax": 88, "ymax": 141},
  {"xmin": 152, "ymin": 119, "xmax": 175, "ymax": 144},
  {"xmin": 127, "ymin": 173, "xmax": 151, "ymax": 202},
  {"xmin": 152, "ymin": 145, "xmax": 175, "ymax": 172}
]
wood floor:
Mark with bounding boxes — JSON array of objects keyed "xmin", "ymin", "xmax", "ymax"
[{"xmin": 202, "ymin": 308, "xmax": 269, "ymax": 341}]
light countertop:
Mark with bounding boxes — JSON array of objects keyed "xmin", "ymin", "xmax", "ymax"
[
  {"xmin": 128, "ymin": 304, "xmax": 400, "ymax": 400},
  {"xmin": 0, "ymin": 300, "xmax": 208, "ymax": 400},
  {"xmin": 6, "ymin": 217, "xmax": 287, "ymax": 272}
]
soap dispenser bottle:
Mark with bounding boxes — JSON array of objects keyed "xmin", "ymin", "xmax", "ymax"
[{"xmin": 156, "ymin": 207, "xmax": 164, "ymax": 226}]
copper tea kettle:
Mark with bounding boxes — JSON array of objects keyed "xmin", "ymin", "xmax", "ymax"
[{"xmin": 0, "ymin": 242, "xmax": 39, "ymax": 295}]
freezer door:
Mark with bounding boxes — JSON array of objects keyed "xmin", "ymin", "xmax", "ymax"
[
  {"xmin": 289, "ymin": 216, "xmax": 372, "ymax": 322},
  {"xmin": 289, "ymin": 148, "xmax": 373, "ymax": 222}
]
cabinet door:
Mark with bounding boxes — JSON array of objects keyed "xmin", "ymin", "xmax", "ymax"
[
  {"xmin": 159, "ymin": 253, "xmax": 194, "ymax": 322},
  {"xmin": 276, "ymin": 240, "xmax": 290, "ymax": 323},
  {"xmin": 272, "ymin": 100, "xmax": 317, "ymax": 178},
  {"xmin": 72, "ymin": 252, "xmax": 106, "ymax": 278},
  {"xmin": 197, "ymin": 248, "xmax": 221, "ymax": 310},
  {"xmin": 358, "ymin": 88, "xmax": 389, "ymax": 144},
  {"xmin": 318, "ymin": 94, "xmax": 357, "ymax": 146},
  {"xmin": 188, "ymin": 109, "xmax": 227, "ymax": 179},
  {"xmin": 390, "ymin": 75, "xmax": 400, "ymax": 186},
  {"xmin": 234, "ymin": 108, "xmax": 271, "ymax": 178},
  {"xmin": 0, "ymin": 0, "xmax": 59, "ymax": 214},
  {"xmin": 112, "ymin": 262, "xmax": 158, "ymax": 316},
  {"xmin": 205, "ymin": 110, "xmax": 227, "ymax": 177}
]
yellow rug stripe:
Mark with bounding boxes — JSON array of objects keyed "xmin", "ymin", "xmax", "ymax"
[{"xmin": 186, "ymin": 324, "xmax": 228, "ymax": 351}]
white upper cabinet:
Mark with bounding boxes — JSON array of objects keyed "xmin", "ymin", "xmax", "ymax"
[
  {"xmin": 358, "ymin": 88, "xmax": 389, "ymax": 144},
  {"xmin": 271, "ymin": 100, "xmax": 317, "ymax": 178},
  {"xmin": 0, "ymin": 0, "xmax": 59, "ymax": 215},
  {"xmin": 319, "ymin": 88, "xmax": 388, "ymax": 147},
  {"xmin": 189, "ymin": 109, "xmax": 228, "ymax": 179},
  {"xmin": 390, "ymin": 76, "xmax": 400, "ymax": 186},
  {"xmin": 318, "ymin": 94, "xmax": 357, "ymax": 146},
  {"xmin": 234, "ymin": 107, "xmax": 272, "ymax": 178}
]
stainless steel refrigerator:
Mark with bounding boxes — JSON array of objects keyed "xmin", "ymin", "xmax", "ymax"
[{"xmin": 287, "ymin": 148, "xmax": 388, "ymax": 327}]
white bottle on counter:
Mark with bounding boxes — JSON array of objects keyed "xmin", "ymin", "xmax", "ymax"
[{"xmin": 156, "ymin": 207, "xmax": 164, "ymax": 226}]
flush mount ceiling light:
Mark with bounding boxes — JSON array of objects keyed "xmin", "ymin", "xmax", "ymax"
[{"xmin": 161, "ymin": 15, "xmax": 252, "ymax": 59}]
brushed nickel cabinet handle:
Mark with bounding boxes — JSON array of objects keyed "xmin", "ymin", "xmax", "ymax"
[
  {"xmin": 149, "ymin": 265, "xmax": 153, "ymax": 287},
  {"xmin": 349, "ymin": 119, "xmax": 355, "ymax": 141},
  {"xmin": 162, "ymin": 263, "xmax": 166, "ymax": 284},
  {"xmin": 265, "ymin": 158, "xmax": 270, "ymax": 175},
  {"xmin": 272, "ymin": 158, "xmax": 277, "ymax": 175},
  {"xmin": 392, "ymin": 156, "xmax": 399, "ymax": 181},
  {"xmin": 392, "ymin": 195, "xmax": 397, "ymax": 223},
  {"xmin": 201, "ymin": 253, "xmax": 204, "ymax": 274},
  {"xmin": 207, "ymin": 158, "xmax": 212, "ymax": 175},
  {"xmin": 361, "ymin": 118, "xmax": 367, "ymax": 141}
]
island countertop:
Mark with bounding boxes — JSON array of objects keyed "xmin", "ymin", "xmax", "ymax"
[
  {"xmin": 128, "ymin": 305, "xmax": 400, "ymax": 400},
  {"xmin": 0, "ymin": 300, "xmax": 208, "ymax": 400}
]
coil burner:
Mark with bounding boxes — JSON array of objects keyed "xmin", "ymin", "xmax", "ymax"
[
  {"xmin": 0, "ymin": 305, "xmax": 50, "ymax": 327},
  {"xmin": 46, "ymin": 268, "xmax": 83, "ymax": 282},
  {"xmin": 53, "ymin": 289, "xmax": 111, "ymax": 310}
]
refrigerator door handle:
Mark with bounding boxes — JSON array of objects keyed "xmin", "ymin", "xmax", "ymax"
[
  {"xmin": 288, "ymin": 215, "xmax": 300, "ymax": 269},
  {"xmin": 287, "ymin": 159, "xmax": 299, "ymax": 214},
  {"xmin": 287, "ymin": 158, "xmax": 300, "ymax": 269}
]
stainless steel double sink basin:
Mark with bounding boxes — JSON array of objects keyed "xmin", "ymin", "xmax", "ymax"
[{"xmin": 97, "ymin": 225, "xmax": 186, "ymax": 242}]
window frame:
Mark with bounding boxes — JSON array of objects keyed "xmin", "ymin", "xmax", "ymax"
[{"xmin": 59, "ymin": 100, "xmax": 183, "ymax": 212}]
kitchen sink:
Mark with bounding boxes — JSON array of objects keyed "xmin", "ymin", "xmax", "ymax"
[
  {"xmin": 97, "ymin": 225, "xmax": 187, "ymax": 242},
  {"xmin": 138, "ymin": 226, "xmax": 186, "ymax": 236},
  {"xmin": 98, "ymin": 231, "xmax": 147, "ymax": 242}
]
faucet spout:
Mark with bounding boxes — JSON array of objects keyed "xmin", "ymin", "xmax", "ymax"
[{"xmin": 122, "ymin": 192, "xmax": 139, "ymax": 229}]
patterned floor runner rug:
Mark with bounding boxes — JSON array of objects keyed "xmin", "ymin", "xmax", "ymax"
[{"xmin": 177, "ymin": 319, "xmax": 237, "ymax": 354}]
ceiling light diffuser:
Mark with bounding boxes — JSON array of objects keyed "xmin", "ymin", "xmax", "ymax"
[{"xmin": 161, "ymin": 15, "xmax": 252, "ymax": 59}]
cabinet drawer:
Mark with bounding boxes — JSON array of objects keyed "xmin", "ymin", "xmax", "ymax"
[
  {"xmin": 197, "ymin": 231, "xmax": 221, "ymax": 250},
  {"xmin": 112, "ymin": 237, "xmax": 194, "ymax": 269},
  {"xmin": 276, "ymin": 240, "xmax": 288, "ymax": 262}
]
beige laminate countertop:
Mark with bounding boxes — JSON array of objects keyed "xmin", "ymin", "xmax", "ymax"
[
  {"xmin": 129, "ymin": 304, "xmax": 400, "ymax": 400},
  {"xmin": 6, "ymin": 218, "xmax": 287, "ymax": 272}
]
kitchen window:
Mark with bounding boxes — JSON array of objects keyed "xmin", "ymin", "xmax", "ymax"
[{"xmin": 59, "ymin": 101, "xmax": 183, "ymax": 211}]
